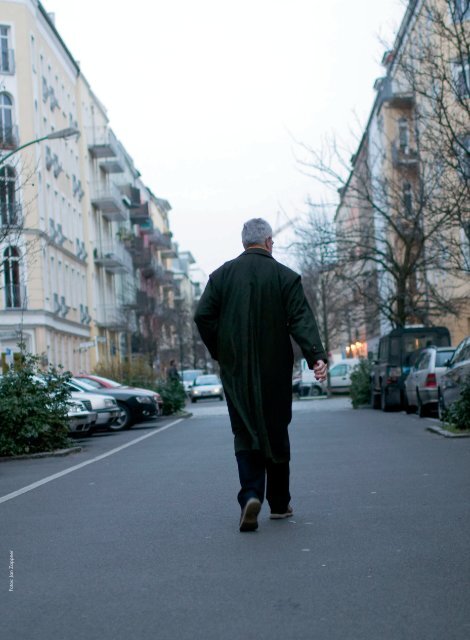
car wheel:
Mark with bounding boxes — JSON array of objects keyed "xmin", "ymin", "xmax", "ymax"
[
  {"xmin": 110, "ymin": 403, "xmax": 133, "ymax": 431},
  {"xmin": 191, "ymin": 398, "xmax": 197, "ymax": 404},
  {"xmin": 310, "ymin": 385, "xmax": 321, "ymax": 397},
  {"xmin": 404, "ymin": 392, "xmax": 416, "ymax": 414},
  {"xmin": 219, "ymin": 395, "xmax": 224, "ymax": 401},
  {"xmin": 380, "ymin": 386, "xmax": 394, "ymax": 412},
  {"xmin": 437, "ymin": 389, "xmax": 447, "ymax": 422},
  {"xmin": 417, "ymin": 390, "xmax": 428, "ymax": 418},
  {"xmin": 371, "ymin": 387, "xmax": 381, "ymax": 409}
]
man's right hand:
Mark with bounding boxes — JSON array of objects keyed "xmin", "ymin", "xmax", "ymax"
[{"xmin": 313, "ymin": 360, "xmax": 327, "ymax": 382}]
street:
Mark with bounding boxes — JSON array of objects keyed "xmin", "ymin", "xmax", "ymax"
[{"xmin": 1, "ymin": 397, "xmax": 469, "ymax": 640}]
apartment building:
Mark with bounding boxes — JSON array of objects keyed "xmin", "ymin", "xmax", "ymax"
[
  {"xmin": 334, "ymin": 0, "xmax": 470, "ymax": 357},
  {"xmin": 0, "ymin": 0, "xmax": 191, "ymax": 373}
]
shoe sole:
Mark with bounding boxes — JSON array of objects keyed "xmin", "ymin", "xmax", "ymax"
[
  {"xmin": 239, "ymin": 498, "xmax": 261, "ymax": 532},
  {"xmin": 269, "ymin": 510, "xmax": 293, "ymax": 520}
]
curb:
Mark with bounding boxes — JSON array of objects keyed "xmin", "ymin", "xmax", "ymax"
[
  {"xmin": 426, "ymin": 425, "xmax": 470, "ymax": 439},
  {"xmin": 0, "ymin": 445, "xmax": 83, "ymax": 462}
]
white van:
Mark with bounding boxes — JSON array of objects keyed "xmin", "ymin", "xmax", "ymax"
[{"xmin": 328, "ymin": 358, "xmax": 360, "ymax": 393}]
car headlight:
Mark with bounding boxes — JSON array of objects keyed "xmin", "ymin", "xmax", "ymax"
[
  {"xmin": 136, "ymin": 396, "xmax": 152, "ymax": 404},
  {"xmin": 193, "ymin": 390, "xmax": 200, "ymax": 395},
  {"xmin": 215, "ymin": 387, "xmax": 222, "ymax": 393},
  {"xmin": 104, "ymin": 399, "xmax": 116, "ymax": 407}
]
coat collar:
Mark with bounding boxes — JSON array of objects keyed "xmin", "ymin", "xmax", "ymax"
[{"xmin": 241, "ymin": 248, "xmax": 274, "ymax": 258}]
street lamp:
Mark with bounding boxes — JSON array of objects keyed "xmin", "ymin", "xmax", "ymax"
[{"xmin": 0, "ymin": 127, "xmax": 80, "ymax": 166}]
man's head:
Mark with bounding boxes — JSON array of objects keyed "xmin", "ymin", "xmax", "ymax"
[{"xmin": 241, "ymin": 218, "xmax": 274, "ymax": 253}]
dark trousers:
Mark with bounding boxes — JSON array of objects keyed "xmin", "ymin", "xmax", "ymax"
[{"xmin": 236, "ymin": 450, "xmax": 290, "ymax": 512}]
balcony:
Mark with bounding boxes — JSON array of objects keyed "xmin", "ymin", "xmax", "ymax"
[
  {"xmin": 149, "ymin": 229, "xmax": 172, "ymax": 250},
  {"xmin": 1, "ymin": 202, "xmax": 22, "ymax": 227},
  {"xmin": 94, "ymin": 242, "xmax": 132, "ymax": 273},
  {"xmin": 95, "ymin": 304, "xmax": 128, "ymax": 329},
  {"xmin": 0, "ymin": 125, "xmax": 19, "ymax": 150},
  {"xmin": 0, "ymin": 49, "xmax": 15, "ymax": 74},
  {"xmin": 88, "ymin": 127, "xmax": 120, "ymax": 159},
  {"xmin": 99, "ymin": 158, "xmax": 124, "ymax": 174},
  {"xmin": 90, "ymin": 182, "xmax": 127, "ymax": 222},
  {"xmin": 377, "ymin": 77, "xmax": 414, "ymax": 109},
  {"xmin": 142, "ymin": 255, "xmax": 165, "ymax": 279},
  {"xmin": 391, "ymin": 143, "xmax": 418, "ymax": 168},
  {"xmin": 120, "ymin": 184, "xmax": 141, "ymax": 208},
  {"xmin": 136, "ymin": 290, "xmax": 156, "ymax": 314},
  {"xmin": 130, "ymin": 201, "xmax": 151, "ymax": 224}
]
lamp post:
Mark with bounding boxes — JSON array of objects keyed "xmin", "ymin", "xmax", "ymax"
[{"xmin": 0, "ymin": 127, "xmax": 80, "ymax": 166}]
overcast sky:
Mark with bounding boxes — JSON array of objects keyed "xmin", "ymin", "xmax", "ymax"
[{"xmin": 45, "ymin": 0, "xmax": 406, "ymax": 278}]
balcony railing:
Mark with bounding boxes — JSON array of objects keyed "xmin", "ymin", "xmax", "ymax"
[
  {"xmin": 4, "ymin": 284, "xmax": 26, "ymax": 309},
  {"xmin": 0, "ymin": 49, "xmax": 15, "ymax": 74},
  {"xmin": 0, "ymin": 202, "xmax": 22, "ymax": 227},
  {"xmin": 95, "ymin": 304, "xmax": 128, "ymax": 329},
  {"xmin": 130, "ymin": 202, "xmax": 151, "ymax": 223},
  {"xmin": 142, "ymin": 255, "xmax": 165, "ymax": 279},
  {"xmin": 94, "ymin": 242, "xmax": 133, "ymax": 273},
  {"xmin": 87, "ymin": 127, "xmax": 120, "ymax": 159},
  {"xmin": 391, "ymin": 143, "xmax": 418, "ymax": 168},
  {"xmin": 149, "ymin": 229, "xmax": 172, "ymax": 250},
  {"xmin": 0, "ymin": 125, "xmax": 19, "ymax": 150},
  {"xmin": 377, "ymin": 77, "xmax": 414, "ymax": 109},
  {"xmin": 90, "ymin": 182, "xmax": 127, "ymax": 222}
]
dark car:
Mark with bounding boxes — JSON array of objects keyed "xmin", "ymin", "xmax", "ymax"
[
  {"xmin": 438, "ymin": 335, "xmax": 470, "ymax": 420},
  {"xmin": 371, "ymin": 326, "xmax": 451, "ymax": 411},
  {"xmin": 68, "ymin": 378, "xmax": 159, "ymax": 430}
]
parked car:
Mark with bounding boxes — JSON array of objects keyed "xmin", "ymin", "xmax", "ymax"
[
  {"xmin": 67, "ymin": 399, "xmax": 97, "ymax": 435},
  {"xmin": 180, "ymin": 369, "xmax": 204, "ymax": 393},
  {"xmin": 293, "ymin": 359, "xmax": 326, "ymax": 397},
  {"xmin": 404, "ymin": 346, "xmax": 456, "ymax": 417},
  {"xmin": 68, "ymin": 377, "xmax": 159, "ymax": 431},
  {"xmin": 328, "ymin": 359, "xmax": 360, "ymax": 393},
  {"xmin": 74, "ymin": 374, "xmax": 163, "ymax": 415},
  {"xmin": 64, "ymin": 381, "xmax": 121, "ymax": 430},
  {"xmin": 438, "ymin": 336, "xmax": 470, "ymax": 420},
  {"xmin": 188, "ymin": 374, "xmax": 224, "ymax": 402},
  {"xmin": 371, "ymin": 326, "xmax": 451, "ymax": 411}
]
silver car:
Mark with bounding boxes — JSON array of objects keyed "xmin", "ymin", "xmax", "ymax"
[
  {"xmin": 67, "ymin": 399, "xmax": 97, "ymax": 435},
  {"xmin": 438, "ymin": 336, "xmax": 470, "ymax": 420},
  {"xmin": 67, "ymin": 380, "xmax": 121, "ymax": 429},
  {"xmin": 405, "ymin": 346, "xmax": 455, "ymax": 417},
  {"xmin": 188, "ymin": 374, "xmax": 224, "ymax": 403}
]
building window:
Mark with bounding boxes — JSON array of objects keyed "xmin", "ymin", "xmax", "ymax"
[
  {"xmin": 453, "ymin": 59, "xmax": 470, "ymax": 99},
  {"xmin": 0, "ymin": 165, "xmax": 19, "ymax": 226},
  {"xmin": 403, "ymin": 182, "xmax": 413, "ymax": 217},
  {"xmin": 0, "ymin": 25, "xmax": 13, "ymax": 74},
  {"xmin": 455, "ymin": 133, "xmax": 470, "ymax": 179},
  {"xmin": 451, "ymin": 0, "xmax": 470, "ymax": 21},
  {"xmin": 0, "ymin": 92, "xmax": 15, "ymax": 147},
  {"xmin": 3, "ymin": 246, "xmax": 21, "ymax": 308},
  {"xmin": 398, "ymin": 118, "xmax": 410, "ymax": 152}
]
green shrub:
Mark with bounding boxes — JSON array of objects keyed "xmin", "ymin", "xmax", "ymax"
[
  {"xmin": 350, "ymin": 358, "xmax": 373, "ymax": 409},
  {"xmin": 443, "ymin": 376, "xmax": 470, "ymax": 431},
  {"xmin": 0, "ymin": 350, "xmax": 72, "ymax": 456},
  {"xmin": 155, "ymin": 379, "xmax": 187, "ymax": 415}
]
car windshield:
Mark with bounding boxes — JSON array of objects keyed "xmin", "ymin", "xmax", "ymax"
[
  {"xmin": 194, "ymin": 375, "xmax": 220, "ymax": 386},
  {"xmin": 71, "ymin": 377, "xmax": 98, "ymax": 391},
  {"xmin": 435, "ymin": 350, "xmax": 455, "ymax": 367},
  {"xmin": 89, "ymin": 375, "xmax": 122, "ymax": 388},
  {"xmin": 182, "ymin": 370, "xmax": 202, "ymax": 381}
]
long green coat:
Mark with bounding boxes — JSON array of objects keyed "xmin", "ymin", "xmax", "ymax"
[{"xmin": 194, "ymin": 248, "xmax": 327, "ymax": 462}]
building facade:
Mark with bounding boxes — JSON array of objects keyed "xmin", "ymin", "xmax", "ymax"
[{"xmin": 0, "ymin": 0, "xmax": 199, "ymax": 374}]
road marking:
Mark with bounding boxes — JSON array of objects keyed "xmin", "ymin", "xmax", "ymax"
[{"xmin": 0, "ymin": 419, "xmax": 183, "ymax": 505}]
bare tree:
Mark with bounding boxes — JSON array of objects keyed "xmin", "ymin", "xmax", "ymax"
[{"xmin": 296, "ymin": 0, "xmax": 469, "ymax": 331}]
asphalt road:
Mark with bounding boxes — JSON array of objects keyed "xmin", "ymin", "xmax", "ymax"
[{"xmin": 1, "ymin": 397, "xmax": 469, "ymax": 640}]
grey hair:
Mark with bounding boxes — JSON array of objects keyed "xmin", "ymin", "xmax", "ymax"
[{"xmin": 241, "ymin": 218, "xmax": 273, "ymax": 248}]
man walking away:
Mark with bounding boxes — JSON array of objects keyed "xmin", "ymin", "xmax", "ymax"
[{"xmin": 194, "ymin": 218, "xmax": 327, "ymax": 532}]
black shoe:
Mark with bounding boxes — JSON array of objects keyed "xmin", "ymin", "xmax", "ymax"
[{"xmin": 239, "ymin": 497, "xmax": 261, "ymax": 532}]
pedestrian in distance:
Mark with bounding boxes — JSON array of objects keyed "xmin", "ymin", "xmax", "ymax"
[
  {"xmin": 166, "ymin": 359, "xmax": 180, "ymax": 383},
  {"xmin": 194, "ymin": 218, "xmax": 327, "ymax": 532}
]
